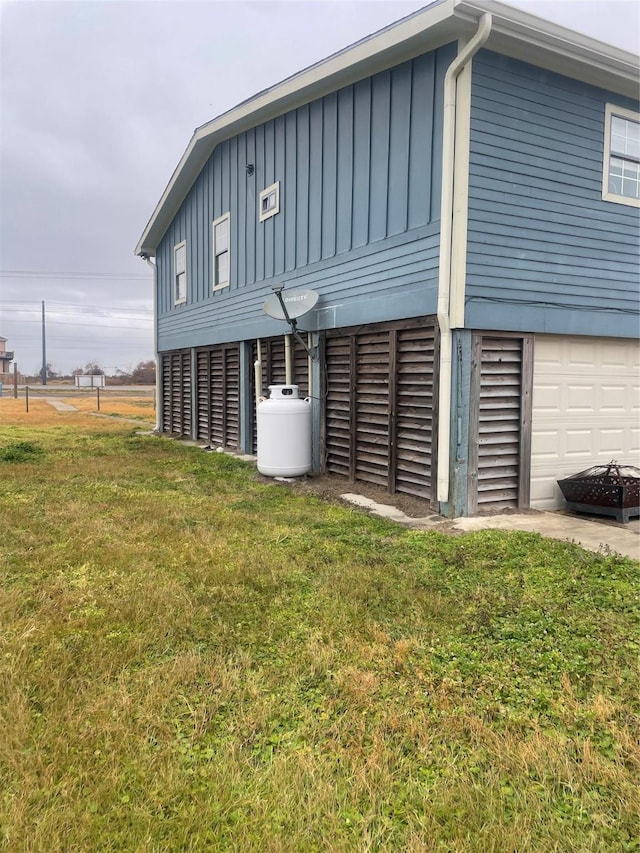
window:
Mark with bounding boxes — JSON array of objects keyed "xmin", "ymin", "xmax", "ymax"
[
  {"xmin": 212, "ymin": 213, "xmax": 230, "ymax": 290},
  {"xmin": 603, "ymin": 104, "xmax": 640, "ymax": 207},
  {"xmin": 259, "ymin": 181, "xmax": 280, "ymax": 221},
  {"xmin": 174, "ymin": 241, "xmax": 187, "ymax": 304}
]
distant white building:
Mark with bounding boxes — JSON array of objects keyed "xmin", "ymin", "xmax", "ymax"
[{"xmin": 0, "ymin": 337, "xmax": 14, "ymax": 382}]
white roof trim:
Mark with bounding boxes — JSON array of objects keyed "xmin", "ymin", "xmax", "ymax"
[{"xmin": 135, "ymin": 0, "xmax": 639, "ymax": 257}]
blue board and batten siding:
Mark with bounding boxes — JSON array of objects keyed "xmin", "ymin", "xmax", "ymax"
[
  {"xmin": 466, "ymin": 50, "xmax": 640, "ymax": 339},
  {"xmin": 156, "ymin": 44, "xmax": 455, "ymax": 352}
]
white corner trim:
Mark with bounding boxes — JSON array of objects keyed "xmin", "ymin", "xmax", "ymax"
[
  {"xmin": 602, "ymin": 103, "xmax": 640, "ymax": 209},
  {"xmin": 437, "ymin": 14, "xmax": 492, "ymax": 508},
  {"xmin": 449, "ymin": 57, "xmax": 473, "ymax": 330}
]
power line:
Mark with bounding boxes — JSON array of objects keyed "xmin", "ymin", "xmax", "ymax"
[
  {"xmin": 2, "ymin": 316, "xmax": 152, "ymax": 327},
  {"xmin": 2, "ymin": 300, "xmax": 151, "ymax": 311},
  {"xmin": 1, "ymin": 302, "xmax": 152, "ymax": 318},
  {"xmin": 0, "ymin": 270, "xmax": 150, "ymax": 280}
]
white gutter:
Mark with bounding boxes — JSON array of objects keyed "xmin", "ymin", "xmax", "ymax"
[
  {"xmin": 143, "ymin": 256, "xmax": 161, "ymax": 432},
  {"xmin": 436, "ymin": 11, "xmax": 492, "ymax": 506}
]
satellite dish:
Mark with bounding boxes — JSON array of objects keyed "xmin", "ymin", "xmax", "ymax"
[{"xmin": 263, "ymin": 288, "xmax": 319, "ymax": 321}]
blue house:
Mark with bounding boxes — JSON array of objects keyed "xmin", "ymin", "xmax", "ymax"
[{"xmin": 135, "ymin": 0, "xmax": 640, "ymax": 517}]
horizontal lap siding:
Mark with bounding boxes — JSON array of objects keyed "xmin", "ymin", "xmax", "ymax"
[
  {"xmin": 157, "ymin": 228, "xmax": 441, "ymax": 352},
  {"xmin": 466, "ymin": 51, "xmax": 640, "ymax": 337},
  {"xmin": 156, "ymin": 44, "xmax": 454, "ymax": 347}
]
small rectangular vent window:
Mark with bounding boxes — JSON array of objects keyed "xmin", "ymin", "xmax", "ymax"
[{"xmin": 259, "ymin": 181, "xmax": 280, "ymax": 222}]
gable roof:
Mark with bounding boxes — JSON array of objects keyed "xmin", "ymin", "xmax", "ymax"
[{"xmin": 135, "ymin": 0, "xmax": 639, "ymax": 258}]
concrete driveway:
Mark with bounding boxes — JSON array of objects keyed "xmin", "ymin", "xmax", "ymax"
[
  {"xmin": 453, "ymin": 511, "xmax": 639, "ymax": 560},
  {"xmin": 340, "ymin": 493, "xmax": 639, "ymax": 560}
]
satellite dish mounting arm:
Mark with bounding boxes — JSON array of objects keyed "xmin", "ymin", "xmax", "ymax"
[{"xmin": 272, "ymin": 286, "xmax": 318, "ymax": 361}]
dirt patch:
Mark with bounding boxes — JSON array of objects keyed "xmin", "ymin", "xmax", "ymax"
[{"xmin": 255, "ymin": 469, "xmax": 436, "ymax": 519}]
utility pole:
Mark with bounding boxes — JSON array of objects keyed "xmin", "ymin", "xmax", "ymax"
[{"xmin": 41, "ymin": 300, "xmax": 47, "ymax": 385}]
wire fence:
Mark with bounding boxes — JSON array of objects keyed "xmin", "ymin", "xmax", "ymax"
[{"xmin": 1, "ymin": 384, "xmax": 156, "ymax": 419}]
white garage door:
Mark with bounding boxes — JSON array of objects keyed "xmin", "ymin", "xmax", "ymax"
[{"xmin": 531, "ymin": 335, "xmax": 640, "ymax": 510}]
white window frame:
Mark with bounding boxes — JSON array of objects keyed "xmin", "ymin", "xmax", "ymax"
[
  {"xmin": 212, "ymin": 212, "xmax": 230, "ymax": 291},
  {"xmin": 602, "ymin": 103, "xmax": 640, "ymax": 208},
  {"xmin": 259, "ymin": 181, "xmax": 280, "ymax": 222},
  {"xmin": 173, "ymin": 240, "xmax": 187, "ymax": 305}
]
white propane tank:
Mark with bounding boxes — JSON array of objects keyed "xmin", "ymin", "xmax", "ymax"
[{"xmin": 257, "ymin": 385, "xmax": 312, "ymax": 477}]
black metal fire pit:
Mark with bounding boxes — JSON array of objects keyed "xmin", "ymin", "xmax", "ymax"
[{"xmin": 557, "ymin": 461, "xmax": 640, "ymax": 524}]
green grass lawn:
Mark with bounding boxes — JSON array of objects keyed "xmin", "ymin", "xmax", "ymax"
[{"xmin": 0, "ymin": 421, "xmax": 638, "ymax": 852}]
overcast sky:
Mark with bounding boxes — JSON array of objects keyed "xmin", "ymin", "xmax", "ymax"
[{"xmin": 1, "ymin": 0, "xmax": 638, "ymax": 376}]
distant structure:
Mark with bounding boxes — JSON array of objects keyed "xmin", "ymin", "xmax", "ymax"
[
  {"xmin": 74, "ymin": 368, "xmax": 106, "ymax": 388},
  {"xmin": 0, "ymin": 337, "xmax": 14, "ymax": 383}
]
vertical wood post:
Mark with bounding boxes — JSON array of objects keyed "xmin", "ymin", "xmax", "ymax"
[
  {"xmin": 348, "ymin": 336, "xmax": 357, "ymax": 483},
  {"xmin": 387, "ymin": 329, "xmax": 398, "ymax": 494},
  {"xmin": 518, "ymin": 336, "xmax": 534, "ymax": 509}
]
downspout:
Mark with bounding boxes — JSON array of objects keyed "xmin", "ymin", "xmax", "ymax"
[
  {"xmin": 436, "ymin": 12, "xmax": 492, "ymax": 505},
  {"xmin": 143, "ymin": 256, "xmax": 161, "ymax": 433}
]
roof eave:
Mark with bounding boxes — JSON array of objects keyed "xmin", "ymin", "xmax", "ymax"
[
  {"xmin": 456, "ymin": 1, "xmax": 639, "ymax": 98},
  {"xmin": 135, "ymin": 0, "xmax": 461, "ymax": 257},
  {"xmin": 135, "ymin": 0, "xmax": 640, "ymax": 257}
]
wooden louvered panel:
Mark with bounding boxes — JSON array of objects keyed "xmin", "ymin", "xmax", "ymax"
[
  {"xmin": 220, "ymin": 345, "xmax": 239, "ymax": 448},
  {"xmin": 395, "ymin": 326, "xmax": 436, "ymax": 498},
  {"xmin": 266, "ymin": 338, "xmax": 286, "ymax": 388},
  {"xmin": 161, "ymin": 356, "xmax": 172, "ymax": 434},
  {"xmin": 324, "ymin": 320, "xmax": 437, "ymax": 501},
  {"xmin": 473, "ymin": 337, "xmax": 523, "ymax": 511},
  {"xmin": 161, "ymin": 351, "xmax": 191, "ymax": 437},
  {"xmin": 195, "ymin": 345, "xmax": 240, "ymax": 449},
  {"xmin": 325, "ymin": 336, "xmax": 352, "ymax": 477},
  {"xmin": 260, "ymin": 337, "xmax": 310, "ymax": 394},
  {"xmin": 181, "ymin": 353, "xmax": 191, "ymax": 436},
  {"xmin": 196, "ymin": 350, "xmax": 211, "ymax": 441},
  {"xmin": 355, "ymin": 332, "xmax": 389, "ymax": 488},
  {"xmin": 170, "ymin": 359, "xmax": 181, "ymax": 433},
  {"xmin": 209, "ymin": 348, "xmax": 225, "ymax": 446},
  {"xmin": 293, "ymin": 343, "xmax": 310, "ymax": 397}
]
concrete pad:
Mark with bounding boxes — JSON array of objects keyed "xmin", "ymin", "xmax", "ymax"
[
  {"xmin": 44, "ymin": 398, "xmax": 77, "ymax": 412},
  {"xmin": 453, "ymin": 512, "xmax": 640, "ymax": 560},
  {"xmin": 340, "ymin": 493, "xmax": 449, "ymax": 529}
]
